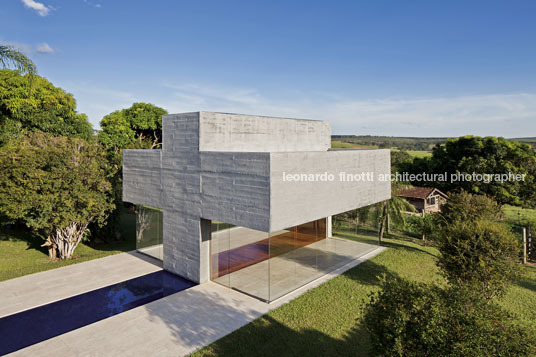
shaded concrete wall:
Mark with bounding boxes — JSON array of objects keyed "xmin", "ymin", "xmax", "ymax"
[
  {"xmin": 122, "ymin": 150, "xmax": 163, "ymax": 209},
  {"xmin": 200, "ymin": 152, "xmax": 271, "ymax": 232},
  {"xmin": 159, "ymin": 113, "xmax": 207, "ymax": 282},
  {"xmin": 269, "ymin": 150, "xmax": 391, "ymax": 231},
  {"xmin": 199, "ymin": 112, "xmax": 330, "ymax": 152}
]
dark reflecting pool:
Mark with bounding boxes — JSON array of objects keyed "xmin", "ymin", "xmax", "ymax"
[{"xmin": 0, "ymin": 271, "xmax": 195, "ymax": 355}]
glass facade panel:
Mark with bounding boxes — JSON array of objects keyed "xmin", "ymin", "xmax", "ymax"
[
  {"xmin": 136, "ymin": 206, "xmax": 163, "ymax": 260},
  {"xmin": 210, "ymin": 222, "xmax": 232, "ymax": 288},
  {"xmin": 210, "ymin": 215, "xmax": 378, "ymax": 302}
]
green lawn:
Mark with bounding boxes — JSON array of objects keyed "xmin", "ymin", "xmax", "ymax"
[
  {"xmin": 406, "ymin": 150, "xmax": 432, "ymax": 158},
  {"xmin": 503, "ymin": 204, "xmax": 536, "ymax": 225},
  {"xmin": 331, "ymin": 141, "xmax": 378, "ymax": 149},
  {"xmin": 0, "ymin": 209, "xmax": 136, "ymax": 282},
  {"xmin": 193, "ymin": 226, "xmax": 536, "ymax": 357}
]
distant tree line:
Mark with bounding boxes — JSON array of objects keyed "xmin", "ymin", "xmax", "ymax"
[
  {"xmin": 332, "ymin": 135, "xmax": 447, "ymax": 151},
  {"xmin": 333, "ymin": 134, "xmax": 536, "ymax": 151}
]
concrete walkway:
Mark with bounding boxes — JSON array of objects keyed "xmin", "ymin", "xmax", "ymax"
[
  {"xmin": 6, "ymin": 247, "xmax": 386, "ymax": 356},
  {"xmin": 0, "ymin": 251, "xmax": 162, "ymax": 318}
]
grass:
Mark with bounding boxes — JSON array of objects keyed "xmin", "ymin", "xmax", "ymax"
[
  {"xmin": 0, "ymin": 208, "xmax": 136, "ymax": 282},
  {"xmin": 503, "ymin": 204, "xmax": 536, "ymax": 225},
  {"xmin": 330, "ymin": 141, "xmax": 433, "ymax": 159},
  {"xmin": 406, "ymin": 150, "xmax": 432, "ymax": 158},
  {"xmin": 331, "ymin": 141, "xmax": 378, "ymax": 149},
  {"xmin": 193, "ymin": 226, "xmax": 536, "ymax": 357}
]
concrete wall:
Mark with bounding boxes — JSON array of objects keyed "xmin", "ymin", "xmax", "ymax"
[
  {"xmin": 123, "ymin": 111, "xmax": 391, "ymax": 285},
  {"xmin": 199, "ymin": 112, "xmax": 330, "ymax": 152},
  {"xmin": 122, "ymin": 150, "xmax": 163, "ymax": 209},
  {"xmin": 269, "ymin": 149, "xmax": 391, "ymax": 231},
  {"xmin": 200, "ymin": 152, "xmax": 271, "ymax": 232}
]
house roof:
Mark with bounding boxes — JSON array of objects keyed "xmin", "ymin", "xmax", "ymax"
[{"xmin": 395, "ymin": 187, "xmax": 448, "ymax": 200}]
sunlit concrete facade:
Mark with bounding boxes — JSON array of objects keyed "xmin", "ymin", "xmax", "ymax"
[{"xmin": 123, "ymin": 112, "xmax": 390, "ymax": 301}]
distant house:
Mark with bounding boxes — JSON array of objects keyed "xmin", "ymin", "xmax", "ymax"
[{"xmin": 396, "ymin": 187, "xmax": 448, "ymax": 214}]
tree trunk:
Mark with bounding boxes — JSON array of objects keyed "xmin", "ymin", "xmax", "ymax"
[
  {"xmin": 378, "ymin": 202, "xmax": 388, "ymax": 244},
  {"xmin": 41, "ymin": 238, "xmax": 57, "ymax": 260},
  {"xmin": 385, "ymin": 213, "xmax": 390, "ymax": 234},
  {"xmin": 47, "ymin": 222, "xmax": 90, "ymax": 260}
]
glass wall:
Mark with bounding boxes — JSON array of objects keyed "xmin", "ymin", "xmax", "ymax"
[
  {"xmin": 210, "ymin": 216, "xmax": 377, "ymax": 302},
  {"xmin": 136, "ymin": 206, "xmax": 163, "ymax": 260}
]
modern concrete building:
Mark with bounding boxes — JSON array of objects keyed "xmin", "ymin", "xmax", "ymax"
[{"xmin": 123, "ymin": 112, "xmax": 390, "ymax": 302}]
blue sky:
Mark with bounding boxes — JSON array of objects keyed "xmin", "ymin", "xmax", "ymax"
[{"xmin": 2, "ymin": 0, "xmax": 536, "ymax": 137}]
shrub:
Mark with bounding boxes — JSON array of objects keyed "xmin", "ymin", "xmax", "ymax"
[
  {"xmin": 439, "ymin": 190, "xmax": 503, "ymax": 223},
  {"xmin": 436, "ymin": 192, "xmax": 520, "ymax": 299},
  {"xmin": 404, "ymin": 214, "xmax": 437, "ymax": 241},
  {"xmin": 364, "ymin": 278, "xmax": 535, "ymax": 357}
]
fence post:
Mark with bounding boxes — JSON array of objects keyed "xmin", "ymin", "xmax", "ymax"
[{"xmin": 522, "ymin": 227, "xmax": 527, "ymax": 264}]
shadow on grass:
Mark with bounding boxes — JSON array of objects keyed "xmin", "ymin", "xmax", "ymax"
[
  {"xmin": 335, "ymin": 227, "xmax": 437, "ymax": 258},
  {"xmin": 0, "ymin": 226, "xmax": 48, "ymax": 255},
  {"xmin": 342, "ymin": 258, "xmax": 401, "ymax": 287},
  {"xmin": 0, "ymin": 207, "xmax": 137, "ymax": 257},
  {"xmin": 194, "ymin": 313, "xmax": 372, "ymax": 357},
  {"xmin": 515, "ymin": 266, "xmax": 536, "ymax": 293}
]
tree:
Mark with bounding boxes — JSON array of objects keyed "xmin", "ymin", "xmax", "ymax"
[
  {"xmin": 0, "ymin": 70, "xmax": 93, "ymax": 146},
  {"xmin": 0, "ymin": 132, "xmax": 115, "ymax": 259},
  {"xmin": 0, "ymin": 45, "xmax": 37, "ymax": 75},
  {"xmin": 364, "ymin": 278, "xmax": 536, "ymax": 356},
  {"xmin": 98, "ymin": 102, "xmax": 168, "ymax": 152},
  {"xmin": 406, "ymin": 213, "xmax": 436, "ymax": 241},
  {"xmin": 94, "ymin": 103, "xmax": 167, "ymax": 241},
  {"xmin": 436, "ymin": 191, "xmax": 520, "ymax": 299},
  {"xmin": 369, "ymin": 184, "xmax": 415, "ymax": 243},
  {"xmin": 390, "ymin": 150, "xmax": 411, "ymax": 171},
  {"xmin": 401, "ymin": 136, "xmax": 536, "ymax": 207}
]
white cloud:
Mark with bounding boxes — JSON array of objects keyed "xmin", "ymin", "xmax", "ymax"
[
  {"xmin": 36, "ymin": 42, "xmax": 54, "ymax": 54},
  {"xmin": 157, "ymin": 83, "xmax": 536, "ymax": 138},
  {"xmin": 56, "ymin": 79, "xmax": 536, "ymax": 137},
  {"xmin": 83, "ymin": 0, "xmax": 102, "ymax": 8},
  {"xmin": 55, "ymin": 81, "xmax": 137, "ymax": 128},
  {"xmin": 0, "ymin": 40, "xmax": 55, "ymax": 55},
  {"xmin": 324, "ymin": 93, "xmax": 536, "ymax": 137},
  {"xmin": 0, "ymin": 41, "xmax": 32, "ymax": 54},
  {"xmin": 20, "ymin": 0, "xmax": 51, "ymax": 16}
]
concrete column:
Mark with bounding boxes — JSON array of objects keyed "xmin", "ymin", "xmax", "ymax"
[
  {"xmin": 199, "ymin": 218, "xmax": 211, "ymax": 283},
  {"xmin": 327, "ymin": 216, "xmax": 332, "ymax": 237}
]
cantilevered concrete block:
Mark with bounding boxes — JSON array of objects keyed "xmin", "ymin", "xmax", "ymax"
[{"xmin": 123, "ymin": 112, "xmax": 390, "ymax": 284}]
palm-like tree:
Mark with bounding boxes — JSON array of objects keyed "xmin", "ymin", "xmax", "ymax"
[
  {"xmin": 0, "ymin": 45, "xmax": 37, "ymax": 75},
  {"xmin": 357, "ymin": 183, "xmax": 415, "ymax": 243},
  {"xmin": 373, "ymin": 194, "xmax": 415, "ymax": 243}
]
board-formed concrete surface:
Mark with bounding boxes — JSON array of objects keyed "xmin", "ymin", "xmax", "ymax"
[
  {"xmin": 9, "ymin": 245, "xmax": 386, "ymax": 357},
  {"xmin": 0, "ymin": 251, "xmax": 162, "ymax": 319},
  {"xmin": 123, "ymin": 112, "xmax": 391, "ymax": 284}
]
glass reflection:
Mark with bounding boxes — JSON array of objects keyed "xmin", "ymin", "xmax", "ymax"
[
  {"xmin": 136, "ymin": 206, "xmax": 163, "ymax": 260},
  {"xmin": 210, "ymin": 215, "xmax": 377, "ymax": 302}
]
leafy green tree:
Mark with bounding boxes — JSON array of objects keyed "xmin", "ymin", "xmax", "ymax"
[
  {"xmin": 390, "ymin": 150, "xmax": 411, "ymax": 171},
  {"xmin": 402, "ymin": 136, "xmax": 536, "ymax": 207},
  {"xmin": 0, "ymin": 45, "xmax": 37, "ymax": 75},
  {"xmin": 98, "ymin": 102, "xmax": 168, "ymax": 152},
  {"xmin": 0, "ymin": 69, "xmax": 93, "ymax": 146},
  {"xmin": 436, "ymin": 191, "xmax": 520, "ymax": 299},
  {"xmin": 95, "ymin": 102, "xmax": 167, "ymax": 240},
  {"xmin": 364, "ymin": 278, "xmax": 536, "ymax": 357},
  {"xmin": 0, "ymin": 132, "xmax": 115, "ymax": 259}
]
